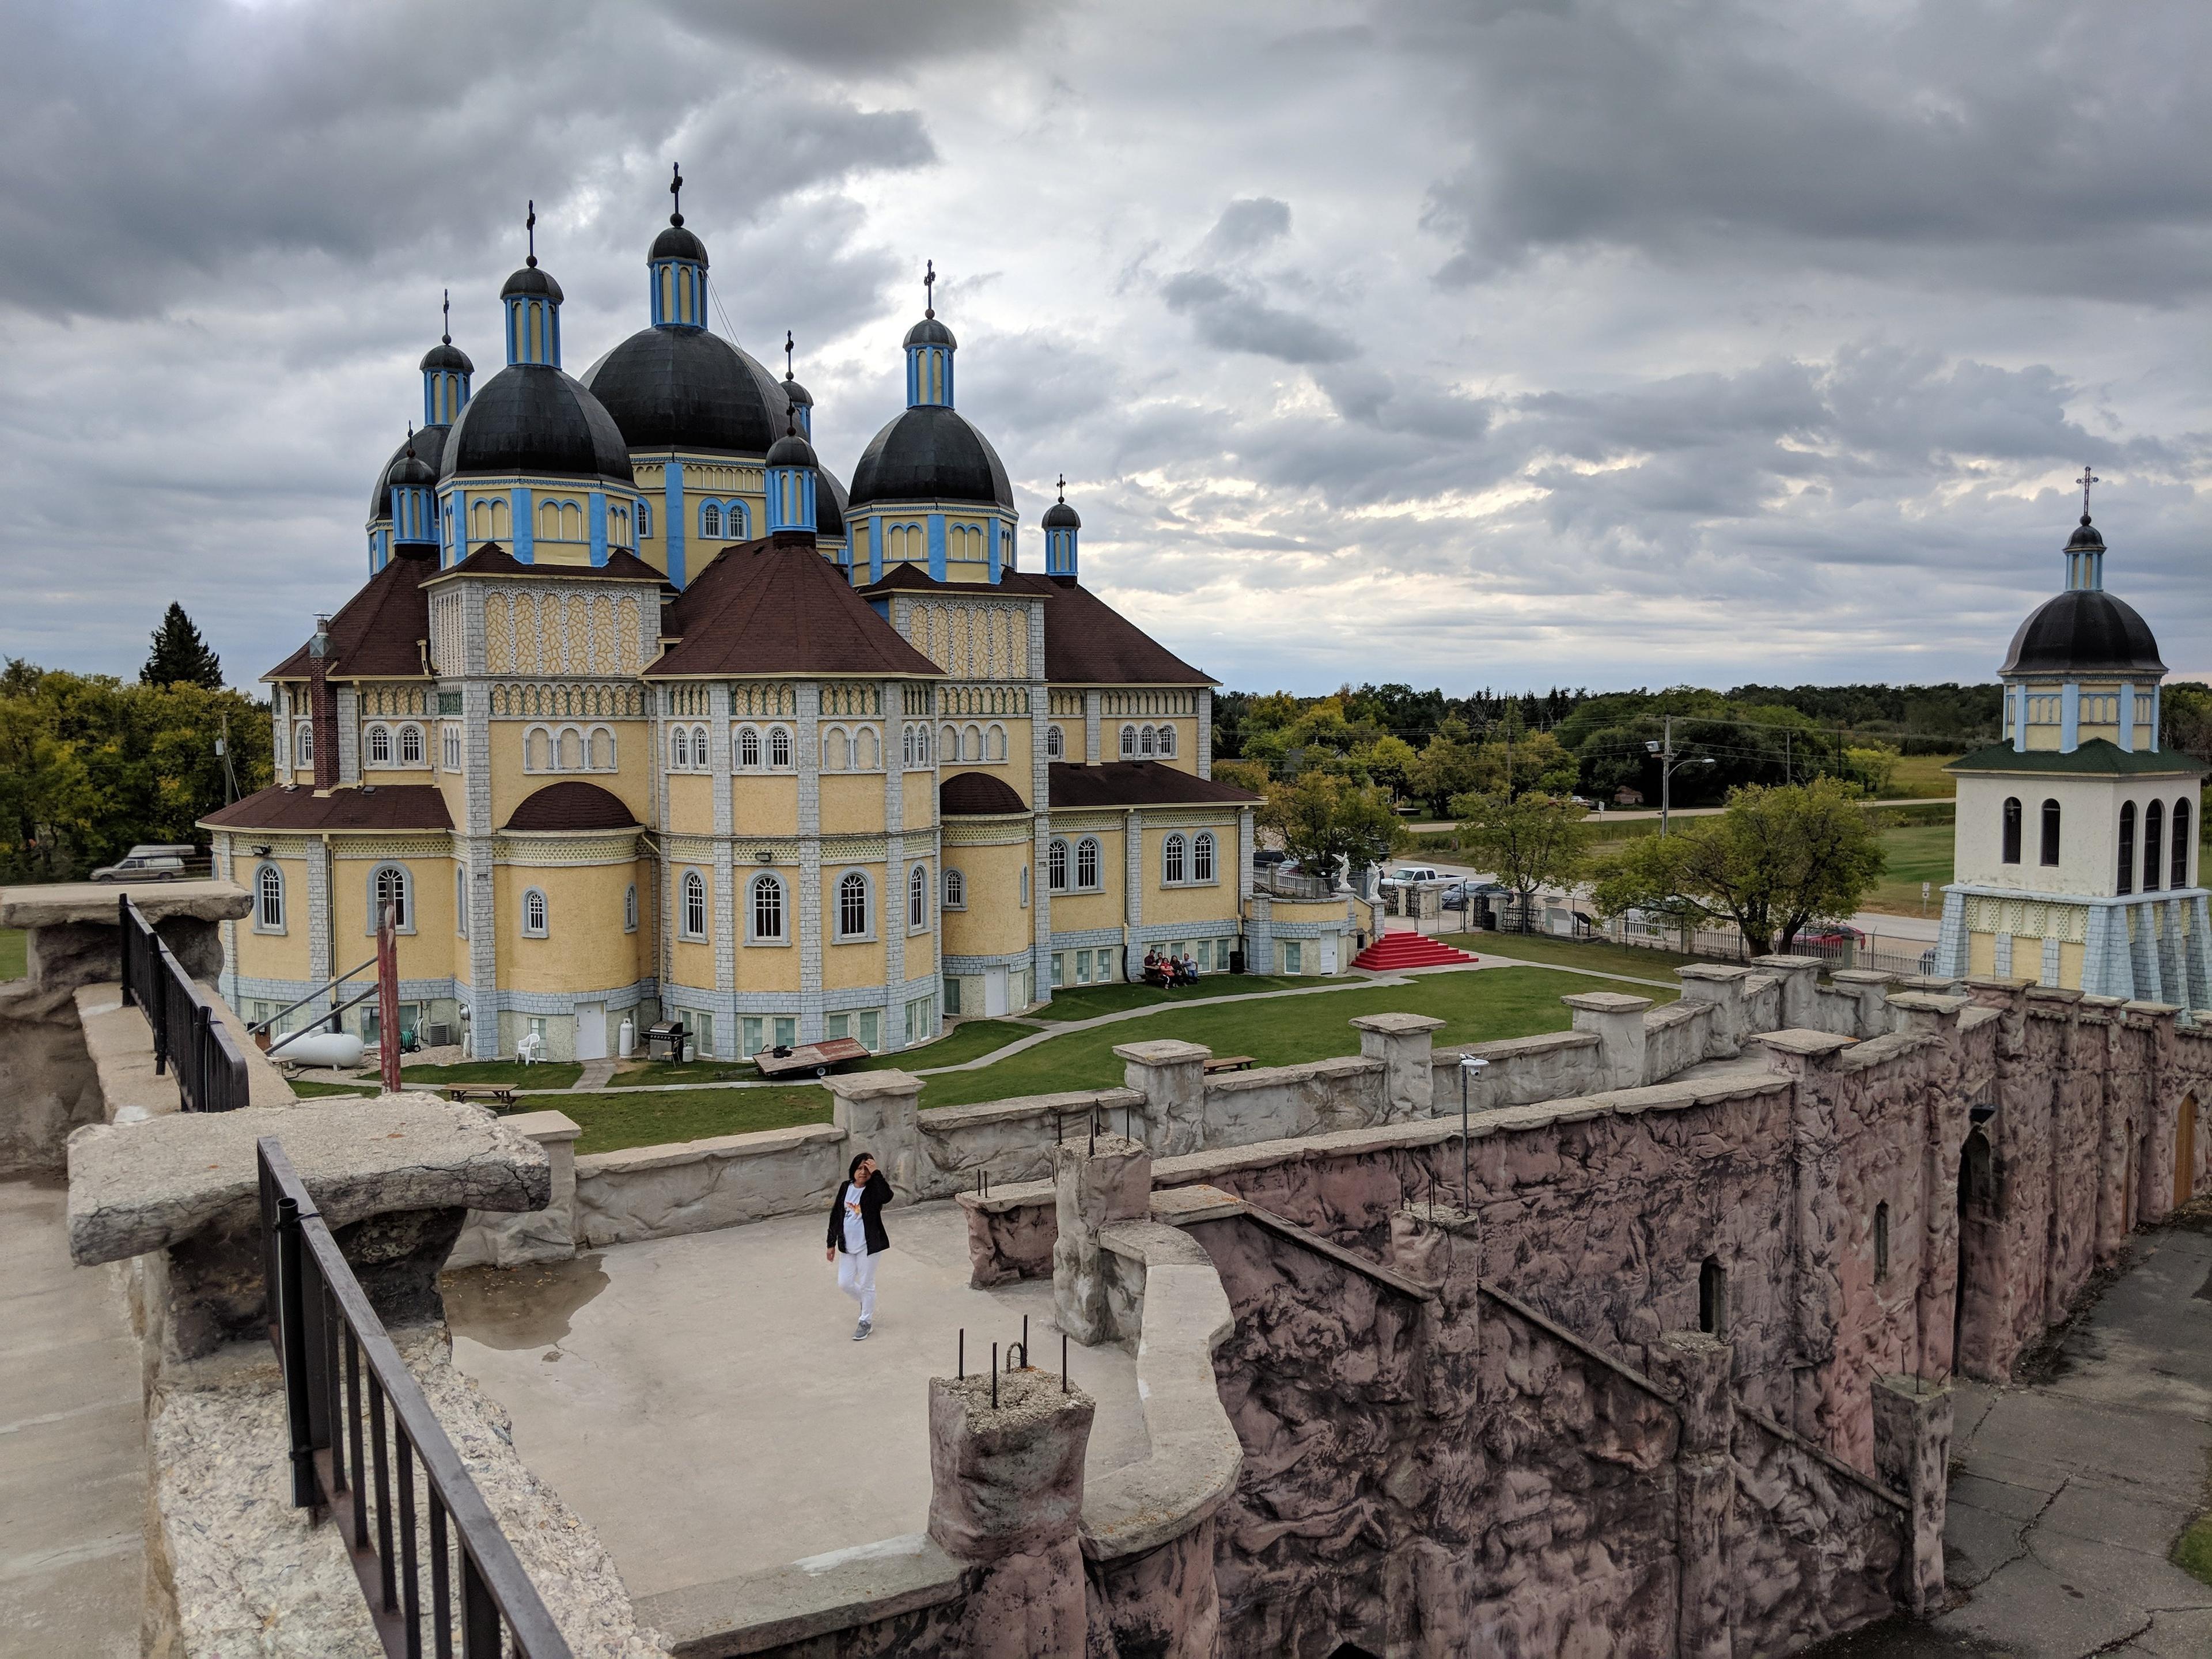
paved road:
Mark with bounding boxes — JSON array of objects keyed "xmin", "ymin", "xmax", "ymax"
[
  {"xmin": 1815, "ymin": 1221, "xmax": 2212, "ymax": 1657},
  {"xmin": 0, "ymin": 1179, "xmax": 145, "ymax": 1658}
]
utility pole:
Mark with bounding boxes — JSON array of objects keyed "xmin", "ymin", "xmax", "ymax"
[{"xmin": 1646, "ymin": 715, "xmax": 1714, "ymax": 838}]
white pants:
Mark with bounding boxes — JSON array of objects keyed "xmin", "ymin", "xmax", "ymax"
[{"xmin": 837, "ymin": 1248, "xmax": 878, "ymax": 1323}]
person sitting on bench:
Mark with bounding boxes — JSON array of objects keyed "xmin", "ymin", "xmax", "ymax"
[
  {"xmin": 1176, "ymin": 951, "xmax": 1200, "ymax": 986},
  {"xmin": 1143, "ymin": 949, "xmax": 1171, "ymax": 988}
]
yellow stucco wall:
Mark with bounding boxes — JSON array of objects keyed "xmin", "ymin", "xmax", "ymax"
[
  {"xmin": 494, "ymin": 858, "xmax": 645, "ymax": 991},
  {"xmin": 732, "ymin": 775, "xmax": 799, "ymax": 836},
  {"xmin": 332, "ymin": 849, "xmax": 456, "ymax": 981},
  {"xmin": 820, "ymin": 774, "xmax": 885, "ymax": 836},
  {"xmin": 1141, "ymin": 825, "xmax": 1236, "ymax": 923},
  {"xmin": 942, "ymin": 841, "xmax": 1032, "ymax": 956},
  {"xmin": 233, "ymin": 854, "xmax": 314, "ymax": 980},
  {"xmin": 665, "ymin": 775, "xmax": 716, "ymax": 836}
]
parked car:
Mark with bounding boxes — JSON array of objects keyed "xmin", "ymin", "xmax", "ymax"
[
  {"xmin": 1384, "ymin": 866, "xmax": 1442, "ymax": 888},
  {"xmin": 1798, "ymin": 925, "xmax": 1867, "ymax": 950},
  {"xmin": 89, "ymin": 853, "xmax": 188, "ymax": 883}
]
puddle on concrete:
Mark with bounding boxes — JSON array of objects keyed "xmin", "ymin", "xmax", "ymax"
[{"xmin": 442, "ymin": 1253, "xmax": 609, "ymax": 1350}]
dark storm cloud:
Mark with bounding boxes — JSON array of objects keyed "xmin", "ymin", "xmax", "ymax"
[
  {"xmin": 1200, "ymin": 198, "xmax": 1293, "ymax": 260},
  {"xmin": 0, "ymin": 0, "xmax": 932, "ymax": 319},
  {"xmin": 1161, "ymin": 271, "xmax": 1355, "ymax": 365},
  {"xmin": 1407, "ymin": 0, "xmax": 2212, "ymax": 300}
]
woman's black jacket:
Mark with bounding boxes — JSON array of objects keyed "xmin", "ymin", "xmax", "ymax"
[{"xmin": 827, "ymin": 1171, "xmax": 894, "ymax": 1256}]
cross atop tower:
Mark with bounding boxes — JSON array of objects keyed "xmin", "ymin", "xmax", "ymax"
[
  {"xmin": 785, "ymin": 329, "xmax": 795, "ymax": 378},
  {"xmin": 669, "ymin": 161, "xmax": 684, "ymax": 226},
  {"xmin": 1056, "ymin": 473, "xmax": 1066, "ymax": 502},
  {"xmin": 924, "ymin": 259, "xmax": 935, "ymax": 319},
  {"xmin": 441, "ymin": 288, "xmax": 451, "ymax": 346},
  {"xmin": 525, "ymin": 200, "xmax": 537, "ymax": 268},
  {"xmin": 2078, "ymin": 465, "xmax": 2099, "ymax": 520}
]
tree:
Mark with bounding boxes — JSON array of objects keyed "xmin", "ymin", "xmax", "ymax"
[
  {"xmin": 1211, "ymin": 758, "xmax": 1271, "ymax": 796},
  {"xmin": 142, "ymin": 603, "xmax": 224, "ymax": 690},
  {"xmin": 1260, "ymin": 772, "xmax": 1411, "ymax": 886},
  {"xmin": 1471, "ymin": 729, "xmax": 1580, "ymax": 798},
  {"xmin": 2162, "ymin": 682, "xmax": 2212, "ymax": 766},
  {"xmin": 1591, "ymin": 778, "xmax": 1887, "ymax": 956},
  {"xmin": 1410, "ymin": 718, "xmax": 1484, "ymax": 814},
  {"xmin": 1449, "ymin": 791, "xmax": 1593, "ymax": 928},
  {"xmin": 1351, "ymin": 734, "xmax": 1418, "ymax": 802}
]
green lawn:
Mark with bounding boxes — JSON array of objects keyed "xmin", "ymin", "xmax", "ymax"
[
  {"xmin": 611, "ymin": 1058, "xmax": 781, "ymax": 1085},
  {"xmin": 561, "ymin": 1085, "xmax": 832, "ymax": 1156},
  {"xmin": 392, "ymin": 1059, "xmax": 585, "ymax": 1089},
  {"xmin": 1030, "ymin": 976, "xmax": 1306, "ymax": 1022},
  {"xmin": 1880, "ymin": 752, "xmax": 1963, "ymax": 799},
  {"xmin": 290, "ymin": 1079, "xmax": 379, "ymax": 1099},
  {"xmin": 1439, "ymin": 930, "xmax": 1713, "ymax": 983},
  {"xmin": 1862, "ymin": 823, "xmax": 1956, "ymax": 918},
  {"xmin": 913, "ymin": 965, "xmax": 1673, "ymax": 1112},
  {"xmin": 0, "ymin": 926, "xmax": 22, "ymax": 981},
  {"xmin": 857, "ymin": 1020, "xmax": 1034, "ymax": 1071}
]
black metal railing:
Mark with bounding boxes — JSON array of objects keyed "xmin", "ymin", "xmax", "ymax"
[
  {"xmin": 119, "ymin": 895, "xmax": 251, "ymax": 1112},
  {"xmin": 257, "ymin": 1137, "xmax": 573, "ymax": 1659}
]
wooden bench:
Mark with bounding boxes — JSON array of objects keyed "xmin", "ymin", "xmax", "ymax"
[
  {"xmin": 1204, "ymin": 1055, "xmax": 1256, "ymax": 1075},
  {"xmin": 440, "ymin": 1085, "xmax": 519, "ymax": 1108}
]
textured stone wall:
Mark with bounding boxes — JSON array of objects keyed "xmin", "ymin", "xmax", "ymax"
[
  {"xmin": 0, "ymin": 979, "xmax": 101, "ymax": 1175},
  {"xmin": 1728, "ymin": 1407, "xmax": 1909, "ymax": 1654}
]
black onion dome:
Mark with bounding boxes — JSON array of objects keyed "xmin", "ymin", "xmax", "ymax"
[
  {"xmin": 385, "ymin": 449, "xmax": 437, "ymax": 489},
  {"xmin": 2067, "ymin": 515, "xmax": 2106, "ymax": 552},
  {"xmin": 903, "ymin": 316, "xmax": 957, "ymax": 349},
  {"xmin": 766, "ymin": 430, "xmax": 817, "ymax": 468},
  {"xmin": 501, "ymin": 265, "xmax": 563, "ymax": 302},
  {"xmin": 369, "ymin": 425, "xmax": 449, "ymax": 518},
  {"xmin": 783, "ymin": 374, "xmax": 813, "ymax": 408},
  {"xmin": 816, "ymin": 469, "xmax": 848, "ymax": 541},
  {"xmin": 650, "ymin": 222, "xmax": 709, "ymax": 264},
  {"xmin": 438, "ymin": 365, "xmax": 635, "ymax": 484},
  {"xmin": 2002, "ymin": 589, "xmax": 2165, "ymax": 677},
  {"xmin": 420, "ymin": 340, "xmax": 474, "ymax": 375},
  {"xmin": 1041, "ymin": 498, "xmax": 1080, "ymax": 530},
  {"xmin": 940, "ymin": 771, "xmax": 1026, "ymax": 815},
  {"xmin": 848, "ymin": 406, "xmax": 1013, "ymax": 510},
  {"xmin": 580, "ymin": 328, "xmax": 789, "ymax": 455}
]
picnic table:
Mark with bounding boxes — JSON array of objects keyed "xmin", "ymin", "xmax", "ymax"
[
  {"xmin": 753, "ymin": 1036, "xmax": 872, "ymax": 1080},
  {"xmin": 440, "ymin": 1084, "xmax": 519, "ymax": 1108},
  {"xmin": 1203, "ymin": 1055, "xmax": 1256, "ymax": 1075}
]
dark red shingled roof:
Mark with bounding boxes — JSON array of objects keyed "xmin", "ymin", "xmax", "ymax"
[
  {"xmin": 649, "ymin": 540, "xmax": 941, "ymax": 679},
  {"xmin": 423, "ymin": 543, "xmax": 667, "ymax": 585},
  {"xmin": 202, "ymin": 784, "xmax": 453, "ymax": 832},
  {"xmin": 859, "ymin": 567, "xmax": 1213, "ymax": 687},
  {"xmin": 503, "ymin": 781, "xmax": 641, "ymax": 831},
  {"xmin": 265, "ymin": 548, "xmax": 438, "ymax": 681},
  {"xmin": 940, "ymin": 771, "xmax": 1029, "ymax": 816},
  {"xmin": 1047, "ymin": 762, "xmax": 1260, "ymax": 809}
]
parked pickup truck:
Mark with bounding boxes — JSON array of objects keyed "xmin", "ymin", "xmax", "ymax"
[
  {"xmin": 90, "ymin": 853, "xmax": 190, "ymax": 883},
  {"xmin": 1381, "ymin": 866, "xmax": 1442, "ymax": 888}
]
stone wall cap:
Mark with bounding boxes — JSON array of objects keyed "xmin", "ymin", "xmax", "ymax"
[
  {"xmin": 637, "ymin": 1531, "xmax": 963, "ymax": 1656},
  {"xmin": 921, "ymin": 1088, "xmax": 1140, "ymax": 1134},
  {"xmin": 67, "ymin": 1093, "xmax": 550, "ymax": 1266},
  {"xmin": 1675, "ymin": 964, "xmax": 1752, "ymax": 982},
  {"xmin": 1890, "ymin": 974, "xmax": 1963, "ymax": 994},
  {"xmin": 2122, "ymin": 999, "xmax": 2182, "ymax": 1018},
  {"xmin": 823, "ymin": 1069, "xmax": 922, "ymax": 1100},
  {"xmin": 2025, "ymin": 984, "xmax": 2084, "ymax": 1003},
  {"xmin": 1560, "ymin": 991, "xmax": 1655, "ymax": 1013},
  {"xmin": 573, "ymin": 1120, "xmax": 843, "ymax": 1175},
  {"xmin": 1099, "ymin": 1219, "xmax": 1212, "ymax": 1267},
  {"xmin": 1750, "ymin": 1028, "xmax": 1857, "ymax": 1057},
  {"xmin": 1347, "ymin": 1012, "xmax": 1448, "ymax": 1035},
  {"xmin": 1830, "ymin": 968, "xmax": 1896, "ymax": 986},
  {"xmin": 2079, "ymin": 993, "xmax": 2127, "ymax": 1009},
  {"xmin": 495, "ymin": 1109, "xmax": 581, "ymax": 1143},
  {"xmin": 0, "ymin": 878, "xmax": 253, "ymax": 928},
  {"xmin": 1963, "ymin": 975, "xmax": 2036, "ymax": 991},
  {"xmin": 1448, "ymin": 1029, "xmax": 1601, "ymax": 1062},
  {"xmin": 1150, "ymin": 1184, "xmax": 1243, "ymax": 1226},
  {"xmin": 1207, "ymin": 1057, "xmax": 1378, "ymax": 1094},
  {"xmin": 1888, "ymin": 991, "xmax": 1972, "ymax": 1013},
  {"xmin": 1111, "ymin": 1038, "xmax": 1213, "ymax": 1065},
  {"xmin": 1748, "ymin": 953, "xmax": 1825, "ymax": 971}
]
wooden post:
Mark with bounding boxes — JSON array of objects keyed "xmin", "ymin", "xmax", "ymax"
[{"xmin": 377, "ymin": 904, "xmax": 403, "ymax": 1094}]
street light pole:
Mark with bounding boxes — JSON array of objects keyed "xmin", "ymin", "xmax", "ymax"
[
  {"xmin": 1646, "ymin": 715, "xmax": 1715, "ymax": 838},
  {"xmin": 1458, "ymin": 1054, "xmax": 1488, "ymax": 1206}
]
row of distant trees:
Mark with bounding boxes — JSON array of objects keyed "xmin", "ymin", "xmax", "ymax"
[{"xmin": 1, "ymin": 606, "xmax": 270, "ymax": 882}]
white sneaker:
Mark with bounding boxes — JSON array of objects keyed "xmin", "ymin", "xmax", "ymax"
[{"xmin": 854, "ymin": 1319, "xmax": 872, "ymax": 1342}]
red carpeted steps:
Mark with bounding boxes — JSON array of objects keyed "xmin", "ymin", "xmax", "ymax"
[{"xmin": 1353, "ymin": 932, "xmax": 1478, "ymax": 971}]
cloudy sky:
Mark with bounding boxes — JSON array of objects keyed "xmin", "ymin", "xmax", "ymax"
[{"xmin": 3, "ymin": 0, "xmax": 2207, "ymax": 700}]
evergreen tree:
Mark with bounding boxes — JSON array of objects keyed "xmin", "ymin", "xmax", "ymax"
[{"xmin": 141, "ymin": 603, "xmax": 224, "ymax": 690}]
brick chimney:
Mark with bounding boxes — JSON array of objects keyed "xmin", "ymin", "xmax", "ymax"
[{"xmin": 307, "ymin": 615, "xmax": 339, "ymax": 793}]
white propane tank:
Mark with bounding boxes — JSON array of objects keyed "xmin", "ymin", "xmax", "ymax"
[
  {"xmin": 618, "ymin": 1018, "xmax": 635, "ymax": 1058},
  {"xmin": 275, "ymin": 1032, "xmax": 365, "ymax": 1070}
]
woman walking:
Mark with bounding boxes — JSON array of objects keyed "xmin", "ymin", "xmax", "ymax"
[{"xmin": 826, "ymin": 1152, "xmax": 892, "ymax": 1340}]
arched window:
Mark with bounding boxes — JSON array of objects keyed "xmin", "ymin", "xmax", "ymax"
[
  {"xmin": 770, "ymin": 726, "xmax": 791, "ymax": 767},
  {"xmin": 1164, "ymin": 832, "xmax": 1187, "ymax": 884},
  {"xmin": 2145, "ymin": 800, "xmax": 2165, "ymax": 893},
  {"xmin": 838, "ymin": 872, "xmax": 869, "ymax": 938},
  {"xmin": 255, "ymin": 865, "xmax": 284, "ymax": 930},
  {"xmin": 1046, "ymin": 725, "xmax": 1064, "ymax": 759},
  {"xmin": 624, "ymin": 882, "xmax": 638, "ymax": 933},
  {"xmin": 1020, "ymin": 865, "xmax": 1030, "ymax": 906},
  {"xmin": 902, "ymin": 725, "xmax": 916, "ymax": 767},
  {"xmin": 527, "ymin": 728, "xmax": 551, "ymax": 771},
  {"xmin": 558, "ymin": 728, "xmax": 582, "ymax": 770},
  {"xmin": 941, "ymin": 725, "xmax": 958, "ymax": 762},
  {"xmin": 964, "ymin": 725, "xmax": 983, "ymax": 761},
  {"xmin": 368, "ymin": 725, "xmax": 392, "ymax": 766},
  {"xmin": 443, "ymin": 726, "xmax": 462, "ymax": 771},
  {"xmin": 1157, "ymin": 725, "xmax": 1176, "ymax": 757},
  {"xmin": 1139, "ymin": 726, "xmax": 1157, "ymax": 757},
  {"xmin": 2001, "ymin": 797, "xmax": 2022, "ymax": 865},
  {"xmin": 456, "ymin": 867, "xmax": 468, "ymax": 937},
  {"xmin": 669, "ymin": 728, "xmax": 688, "ymax": 770},
  {"xmin": 1120, "ymin": 725, "xmax": 1138, "ymax": 759},
  {"xmin": 691, "ymin": 726, "xmax": 710, "ymax": 769},
  {"xmin": 399, "ymin": 725, "xmax": 423, "ymax": 765},
  {"xmin": 589, "ymin": 727, "xmax": 615, "ymax": 769},
  {"xmin": 2119, "ymin": 801, "xmax": 2137, "ymax": 895},
  {"xmin": 2175, "ymin": 799, "xmax": 2192, "ymax": 888},
  {"xmin": 826, "ymin": 728, "xmax": 851, "ymax": 771},
  {"xmin": 909, "ymin": 863, "xmax": 927, "ymax": 930},
  {"xmin": 522, "ymin": 888, "xmax": 548, "ymax": 938},
  {"xmin": 944, "ymin": 868, "xmax": 965, "ymax": 908},
  {"xmin": 638, "ymin": 499, "xmax": 652, "ymax": 539},
  {"xmin": 1194, "ymin": 832, "xmax": 1216, "ymax": 883},
  {"xmin": 702, "ymin": 503, "xmax": 722, "ymax": 539},
  {"xmin": 1077, "ymin": 837, "xmax": 1100, "ymax": 888},
  {"xmin": 370, "ymin": 864, "xmax": 410, "ymax": 931},
  {"xmin": 752, "ymin": 874, "xmax": 784, "ymax": 941},
  {"xmin": 2041, "ymin": 798, "xmax": 2061, "ymax": 867},
  {"xmin": 738, "ymin": 726, "xmax": 762, "ymax": 768},
  {"xmin": 296, "ymin": 723, "xmax": 314, "ymax": 765},
  {"xmin": 727, "ymin": 500, "xmax": 748, "ymax": 539},
  {"xmin": 1048, "ymin": 839, "xmax": 1069, "ymax": 892},
  {"xmin": 683, "ymin": 871, "xmax": 707, "ymax": 940},
  {"xmin": 986, "ymin": 725, "xmax": 1006, "ymax": 762},
  {"xmin": 856, "ymin": 728, "xmax": 880, "ymax": 770}
]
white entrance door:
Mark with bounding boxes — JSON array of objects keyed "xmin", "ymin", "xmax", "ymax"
[
  {"xmin": 1320, "ymin": 936, "xmax": 1339, "ymax": 975},
  {"xmin": 984, "ymin": 967, "xmax": 1009, "ymax": 1017},
  {"xmin": 573, "ymin": 1002, "xmax": 606, "ymax": 1060}
]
